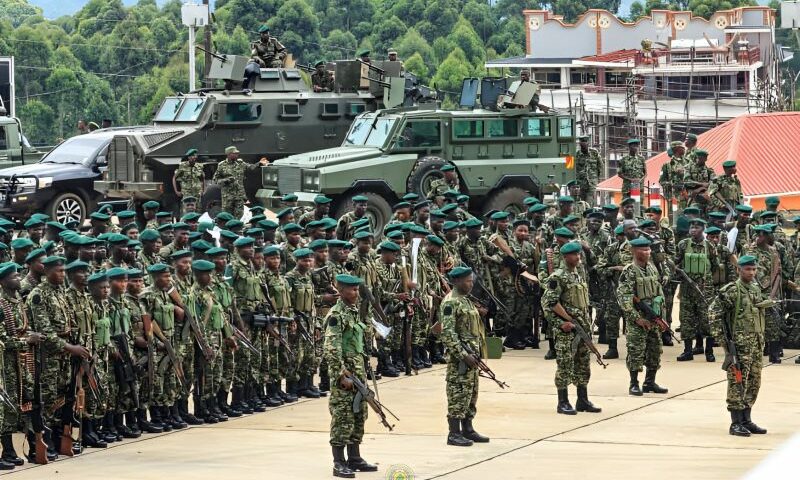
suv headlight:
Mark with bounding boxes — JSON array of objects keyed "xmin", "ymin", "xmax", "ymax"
[
  {"xmin": 303, "ymin": 169, "xmax": 320, "ymax": 191},
  {"xmin": 263, "ymin": 167, "xmax": 278, "ymax": 187},
  {"xmin": 15, "ymin": 177, "xmax": 51, "ymax": 191}
]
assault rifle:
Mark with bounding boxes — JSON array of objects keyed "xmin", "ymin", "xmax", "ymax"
[
  {"xmin": 30, "ymin": 345, "xmax": 48, "ymax": 464},
  {"xmin": 632, "ymin": 296, "xmax": 680, "ymax": 343},
  {"xmin": 458, "ymin": 340, "xmax": 510, "ymax": 388},
  {"xmin": 112, "ymin": 334, "xmax": 140, "ymax": 410},
  {"xmin": 347, "ymin": 371, "xmax": 399, "ymax": 431},
  {"xmin": 292, "ymin": 311, "xmax": 315, "ymax": 345},
  {"xmin": 570, "ymin": 320, "xmax": 609, "ymax": 369},
  {"xmin": 720, "ymin": 311, "xmax": 746, "ymax": 403},
  {"xmin": 168, "ymin": 287, "xmax": 214, "ymax": 362},
  {"xmin": 150, "ymin": 320, "xmax": 186, "ymax": 391}
]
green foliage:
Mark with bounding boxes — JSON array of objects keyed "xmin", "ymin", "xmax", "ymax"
[
  {"xmin": 404, "ymin": 52, "xmax": 429, "ymax": 82},
  {"xmin": 0, "ymin": 0, "xmax": 42, "ymax": 27},
  {"xmin": 17, "ymin": 100, "xmax": 54, "ymax": 145}
]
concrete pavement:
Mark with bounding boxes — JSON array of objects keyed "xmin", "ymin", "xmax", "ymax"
[{"xmin": 4, "ymin": 342, "xmax": 798, "ymax": 479}]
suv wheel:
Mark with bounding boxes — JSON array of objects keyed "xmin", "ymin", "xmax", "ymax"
[
  {"xmin": 334, "ymin": 192, "xmax": 392, "ymax": 236},
  {"xmin": 483, "ymin": 186, "xmax": 530, "ymax": 216},
  {"xmin": 49, "ymin": 192, "xmax": 87, "ymax": 225},
  {"xmin": 406, "ymin": 156, "xmax": 446, "ymax": 198}
]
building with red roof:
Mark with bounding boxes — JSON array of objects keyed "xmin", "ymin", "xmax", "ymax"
[{"xmin": 596, "ymin": 112, "xmax": 800, "ymax": 210}]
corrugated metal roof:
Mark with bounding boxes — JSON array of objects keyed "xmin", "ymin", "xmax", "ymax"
[
  {"xmin": 577, "ymin": 49, "xmax": 639, "ymax": 63},
  {"xmin": 597, "ymin": 112, "xmax": 800, "ymax": 197}
]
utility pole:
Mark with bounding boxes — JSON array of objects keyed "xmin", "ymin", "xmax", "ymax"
[
  {"xmin": 181, "ymin": 3, "xmax": 210, "ymax": 92},
  {"xmin": 203, "ymin": 0, "xmax": 212, "ymax": 88}
]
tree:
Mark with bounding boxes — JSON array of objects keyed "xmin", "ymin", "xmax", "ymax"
[
  {"xmin": 45, "ymin": 67, "xmax": 82, "ymax": 139},
  {"xmin": 0, "ymin": 0, "xmax": 42, "ymax": 27},
  {"xmin": 322, "ymin": 29, "xmax": 358, "ymax": 61},
  {"xmin": 267, "ymin": 0, "xmax": 321, "ymax": 63},
  {"xmin": 372, "ymin": 16, "xmax": 408, "ymax": 55},
  {"xmin": 17, "ymin": 100, "xmax": 55, "ymax": 145},
  {"xmin": 447, "ymin": 17, "xmax": 485, "ymax": 65},
  {"xmin": 462, "ymin": 1, "xmax": 496, "ymax": 43},
  {"xmin": 396, "ymin": 28, "xmax": 435, "ymax": 65},
  {"xmin": 432, "ymin": 48, "xmax": 472, "ymax": 102},
  {"xmin": 404, "ymin": 52, "xmax": 429, "ymax": 82}
]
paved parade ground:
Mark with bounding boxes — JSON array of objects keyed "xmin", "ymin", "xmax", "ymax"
[{"xmin": 5, "ymin": 342, "xmax": 798, "ymax": 480}]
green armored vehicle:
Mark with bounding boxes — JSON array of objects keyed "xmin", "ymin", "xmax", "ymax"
[
  {"xmin": 95, "ymin": 54, "xmax": 429, "ymax": 211},
  {"xmin": 259, "ymin": 80, "xmax": 577, "ymax": 230}
]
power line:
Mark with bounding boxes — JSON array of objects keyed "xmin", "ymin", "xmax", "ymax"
[
  {"xmin": 17, "ymin": 65, "xmax": 143, "ymax": 78},
  {"xmin": 6, "ymin": 37, "xmax": 184, "ymax": 54}
]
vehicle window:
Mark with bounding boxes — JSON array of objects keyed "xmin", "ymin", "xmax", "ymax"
[
  {"xmin": 154, "ymin": 98, "xmax": 183, "ymax": 122},
  {"xmin": 363, "ymin": 117, "xmax": 396, "ymax": 147},
  {"xmin": 521, "ymin": 118, "xmax": 551, "ymax": 138},
  {"xmin": 558, "ymin": 118, "xmax": 575, "ymax": 138},
  {"xmin": 453, "ymin": 120, "xmax": 483, "ymax": 139},
  {"xmin": 281, "ymin": 103, "xmax": 301, "ymax": 117},
  {"xmin": 283, "ymin": 70, "xmax": 302, "ymax": 80},
  {"xmin": 348, "ymin": 103, "xmax": 366, "ymax": 117},
  {"xmin": 487, "ymin": 119, "xmax": 518, "ymax": 138},
  {"xmin": 224, "ymin": 103, "xmax": 263, "ymax": 122},
  {"xmin": 174, "ymin": 98, "xmax": 206, "ymax": 122},
  {"xmin": 0, "ymin": 128, "xmax": 6, "ymax": 149},
  {"xmin": 344, "ymin": 117, "xmax": 371, "ymax": 145},
  {"xmin": 40, "ymin": 136, "xmax": 110, "ymax": 166},
  {"xmin": 396, "ymin": 121, "xmax": 441, "ymax": 148}
]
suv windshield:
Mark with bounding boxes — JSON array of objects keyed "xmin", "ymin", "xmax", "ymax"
[
  {"xmin": 344, "ymin": 116, "xmax": 396, "ymax": 148},
  {"xmin": 153, "ymin": 98, "xmax": 206, "ymax": 122},
  {"xmin": 40, "ymin": 136, "xmax": 109, "ymax": 165}
]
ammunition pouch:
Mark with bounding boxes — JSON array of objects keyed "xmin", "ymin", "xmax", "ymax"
[
  {"xmin": 635, "ymin": 274, "xmax": 660, "ymax": 300},
  {"xmin": 684, "ymin": 251, "xmax": 709, "ymax": 275}
]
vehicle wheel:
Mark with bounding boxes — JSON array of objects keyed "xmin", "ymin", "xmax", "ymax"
[
  {"xmin": 406, "ymin": 156, "xmax": 447, "ymax": 198},
  {"xmin": 48, "ymin": 192, "xmax": 88, "ymax": 225},
  {"xmin": 483, "ymin": 186, "xmax": 531, "ymax": 216},
  {"xmin": 333, "ymin": 192, "xmax": 392, "ymax": 236},
  {"xmin": 201, "ymin": 184, "xmax": 222, "ymax": 218}
]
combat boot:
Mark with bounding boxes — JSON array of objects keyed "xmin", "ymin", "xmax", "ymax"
[
  {"xmin": 209, "ymin": 397, "xmax": 228, "ymax": 422},
  {"xmin": 301, "ymin": 375, "xmax": 321, "ymax": 399},
  {"xmin": 461, "ymin": 418, "xmax": 490, "ymax": 442},
  {"xmin": 729, "ymin": 410, "xmax": 751, "ymax": 437},
  {"xmin": 47, "ymin": 425, "xmax": 61, "ymax": 458},
  {"xmin": 392, "ymin": 350, "xmax": 406, "ymax": 371},
  {"xmin": 642, "ymin": 369, "xmax": 668, "ymax": 394},
  {"xmin": 183, "ymin": 398, "xmax": 204, "ymax": 425},
  {"xmin": 628, "ymin": 370, "xmax": 643, "ymax": 396},
  {"xmin": 602, "ymin": 339, "xmax": 619, "ymax": 359},
  {"xmin": 411, "ymin": 346, "xmax": 424, "ymax": 370},
  {"xmin": 379, "ymin": 353, "xmax": 399, "ymax": 378},
  {"xmin": 277, "ymin": 381, "xmax": 297, "ymax": 403},
  {"xmin": 267, "ymin": 382, "xmax": 284, "ymax": 405},
  {"xmin": 526, "ymin": 334, "xmax": 540, "ymax": 349},
  {"xmin": 150, "ymin": 406, "xmax": 170, "ymax": 432},
  {"xmin": 796, "ymin": 356, "xmax": 800, "ymax": 364},
  {"xmin": 676, "ymin": 339, "xmax": 694, "ymax": 361},
  {"xmin": 544, "ymin": 338, "xmax": 557, "ymax": 360},
  {"xmin": 346, "ymin": 443, "xmax": 378, "ymax": 471},
  {"xmin": 246, "ymin": 385, "xmax": 267, "ymax": 412},
  {"xmin": 661, "ymin": 331, "xmax": 673, "ymax": 347},
  {"xmin": 101, "ymin": 414, "xmax": 119, "ymax": 443},
  {"xmin": 332, "ymin": 445, "xmax": 355, "ymax": 478},
  {"xmin": 82, "ymin": 418, "xmax": 107, "ymax": 448},
  {"xmin": 575, "ymin": 386, "xmax": 601, "ymax": 413},
  {"xmin": 169, "ymin": 405, "xmax": 188, "ymax": 429},
  {"xmin": 419, "ymin": 345, "xmax": 433, "ymax": 368},
  {"xmin": 116, "ymin": 413, "xmax": 139, "ymax": 439},
  {"xmin": 742, "ymin": 408, "xmax": 767, "ymax": 434},
  {"xmin": 556, "ymin": 388, "xmax": 577, "ymax": 415},
  {"xmin": 704, "ymin": 337, "xmax": 715, "ymax": 362},
  {"xmin": 692, "ymin": 336, "xmax": 704, "ymax": 355},
  {"xmin": 319, "ymin": 370, "xmax": 331, "ymax": 393},
  {"xmin": 446, "ymin": 417, "xmax": 473, "ymax": 447},
  {"xmin": 430, "ymin": 343, "xmax": 446, "ymax": 364},
  {"xmin": 1, "ymin": 433, "xmax": 24, "ymax": 466},
  {"xmin": 219, "ymin": 390, "xmax": 242, "ymax": 417},
  {"xmin": 768, "ymin": 341, "xmax": 782, "ymax": 364},
  {"xmin": 125, "ymin": 411, "xmax": 142, "ymax": 436},
  {"xmin": 0, "ymin": 458, "xmax": 12, "ymax": 470},
  {"xmin": 308, "ymin": 376, "xmax": 327, "ymax": 398},
  {"xmin": 137, "ymin": 408, "xmax": 162, "ymax": 434}
]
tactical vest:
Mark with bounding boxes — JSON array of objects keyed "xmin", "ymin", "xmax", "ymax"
[
  {"xmin": 111, "ymin": 305, "xmax": 131, "ymax": 336},
  {"xmin": 733, "ymin": 281, "xmax": 765, "ymax": 334},
  {"xmin": 95, "ymin": 314, "xmax": 111, "ymax": 348},
  {"xmin": 214, "ymin": 282, "xmax": 232, "ymax": 309},
  {"xmin": 634, "ymin": 267, "xmax": 661, "ymax": 300},
  {"xmin": 153, "ymin": 296, "xmax": 175, "ymax": 331},
  {"xmin": 684, "ymin": 242, "xmax": 710, "ymax": 275},
  {"xmin": 269, "ymin": 277, "xmax": 289, "ymax": 312},
  {"xmin": 563, "ymin": 280, "xmax": 589, "ymax": 309},
  {"xmin": 711, "ymin": 253, "xmax": 728, "ymax": 285},
  {"xmin": 208, "ymin": 299, "xmax": 224, "ymax": 331},
  {"xmin": 239, "ymin": 271, "xmax": 263, "ymax": 303},
  {"xmin": 293, "ymin": 280, "xmax": 314, "ymax": 313},
  {"xmin": 341, "ymin": 319, "xmax": 365, "ymax": 356}
]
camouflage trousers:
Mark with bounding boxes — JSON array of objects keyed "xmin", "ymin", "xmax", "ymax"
[
  {"xmin": 112, "ymin": 357, "xmax": 140, "ymax": 414},
  {"xmin": 604, "ymin": 296, "xmax": 623, "ymax": 341},
  {"xmin": 177, "ymin": 340, "xmax": 195, "ymax": 402},
  {"xmin": 220, "ymin": 343, "xmax": 235, "ymax": 393},
  {"xmin": 328, "ymin": 378, "xmax": 367, "ymax": 447},
  {"xmin": 492, "ymin": 277, "xmax": 515, "ymax": 334},
  {"xmin": 197, "ymin": 344, "xmax": 223, "ymax": 402},
  {"xmin": 1, "ymin": 352, "xmax": 32, "ymax": 434},
  {"xmin": 726, "ymin": 332, "xmax": 763, "ymax": 411},
  {"xmin": 679, "ymin": 285, "xmax": 709, "ymax": 339},
  {"xmin": 221, "ymin": 195, "xmax": 245, "ymax": 220},
  {"xmin": 298, "ymin": 335, "xmax": 318, "ymax": 377},
  {"xmin": 133, "ymin": 346, "xmax": 153, "ymax": 409},
  {"xmin": 625, "ymin": 320, "xmax": 662, "ymax": 372},
  {"xmin": 579, "ymin": 182, "xmax": 596, "ymax": 207},
  {"xmin": 412, "ymin": 307, "xmax": 429, "ymax": 347},
  {"xmin": 510, "ymin": 289, "xmax": 535, "ymax": 335},
  {"xmin": 764, "ymin": 307, "xmax": 782, "ymax": 343},
  {"xmin": 153, "ymin": 333, "xmax": 179, "ymax": 408},
  {"xmin": 445, "ymin": 360, "xmax": 478, "ymax": 420},
  {"xmin": 380, "ymin": 313, "xmax": 403, "ymax": 355},
  {"xmin": 554, "ymin": 331, "xmax": 591, "ymax": 389},
  {"xmin": 233, "ymin": 346, "xmax": 254, "ymax": 389},
  {"xmin": 86, "ymin": 355, "xmax": 112, "ymax": 420},
  {"xmin": 41, "ymin": 354, "xmax": 70, "ymax": 425}
]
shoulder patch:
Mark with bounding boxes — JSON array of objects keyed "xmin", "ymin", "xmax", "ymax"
[
  {"xmin": 31, "ymin": 294, "xmax": 41, "ymax": 305},
  {"xmin": 443, "ymin": 305, "xmax": 453, "ymax": 316},
  {"xmin": 548, "ymin": 279, "xmax": 559, "ymax": 289},
  {"xmin": 327, "ymin": 316, "xmax": 338, "ymax": 327}
]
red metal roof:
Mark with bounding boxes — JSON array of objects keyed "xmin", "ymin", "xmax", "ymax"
[
  {"xmin": 597, "ymin": 112, "xmax": 800, "ymax": 197},
  {"xmin": 577, "ymin": 49, "xmax": 640, "ymax": 64}
]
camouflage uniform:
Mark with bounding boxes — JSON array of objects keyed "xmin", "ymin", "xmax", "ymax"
[
  {"xmin": 707, "ymin": 173, "xmax": 743, "ymax": 213},
  {"xmin": 618, "ymin": 153, "xmax": 646, "ymax": 202},
  {"xmin": 659, "ymin": 156, "xmax": 686, "ymax": 209},
  {"xmin": 0, "ymin": 292, "xmax": 33, "ymax": 435},
  {"xmin": 439, "ymin": 289, "xmax": 485, "ymax": 420},
  {"xmin": 172, "ymin": 274, "xmax": 195, "ymax": 410},
  {"xmin": 574, "ymin": 147, "xmax": 603, "ymax": 205},
  {"xmin": 741, "ymin": 245, "xmax": 782, "ymax": 343},
  {"xmin": 86, "ymin": 295, "xmax": 113, "ymax": 421},
  {"xmin": 213, "ymin": 158, "xmax": 259, "ymax": 219},
  {"xmin": 676, "ymin": 238, "xmax": 715, "ymax": 340},
  {"xmin": 251, "ymin": 37, "xmax": 286, "ymax": 68},
  {"xmin": 286, "ymin": 268, "xmax": 318, "ymax": 381},
  {"xmin": 211, "ymin": 273, "xmax": 236, "ymax": 398},
  {"xmin": 141, "ymin": 288, "xmax": 178, "ymax": 410},
  {"xmin": 508, "ymin": 237, "xmax": 536, "ymax": 339},
  {"xmin": 311, "ymin": 70, "xmax": 334, "ymax": 92},
  {"xmin": 174, "ymin": 161, "xmax": 205, "ymax": 199},
  {"xmin": 374, "ymin": 259, "xmax": 403, "ymax": 358},
  {"xmin": 543, "ymin": 267, "xmax": 591, "ymax": 389},
  {"xmin": 127, "ymin": 292, "xmax": 153, "ymax": 409},
  {"xmin": 335, "ymin": 213, "xmax": 371, "ymax": 242},
  {"xmin": 617, "ymin": 262, "xmax": 664, "ymax": 372},
  {"xmin": 596, "ymin": 240, "xmax": 625, "ymax": 342},
  {"xmin": 231, "ymin": 257, "xmax": 263, "ymax": 396},
  {"xmin": 323, "ymin": 299, "xmax": 367, "ymax": 446},
  {"xmin": 426, "ymin": 178, "xmax": 460, "ymax": 203},
  {"xmin": 109, "ymin": 294, "xmax": 138, "ymax": 414},
  {"xmin": 683, "ymin": 161, "xmax": 715, "ymax": 213},
  {"xmin": 263, "ymin": 269, "xmax": 293, "ymax": 387},
  {"xmin": 187, "ymin": 282, "xmax": 226, "ymax": 404}
]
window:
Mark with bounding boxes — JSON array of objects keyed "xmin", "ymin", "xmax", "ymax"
[
  {"xmin": 0, "ymin": 127, "xmax": 6, "ymax": 149},
  {"xmin": 487, "ymin": 119, "xmax": 517, "ymax": 138},
  {"xmin": 283, "ymin": 69, "xmax": 301, "ymax": 80},
  {"xmin": 396, "ymin": 121, "xmax": 441, "ymax": 148},
  {"xmin": 453, "ymin": 120, "xmax": 483, "ymax": 139},
  {"xmin": 558, "ymin": 118, "xmax": 574, "ymax": 138},
  {"xmin": 280, "ymin": 102, "xmax": 301, "ymax": 119},
  {"xmin": 348, "ymin": 103, "xmax": 366, "ymax": 117},
  {"xmin": 174, "ymin": 98, "xmax": 206, "ymax": 122},
  {"xmin": 521, "ymin": 118, "xmax": 551, "ymax": 138},
  {"xmin": 223, "ymin": 103, "xmax": 262, "ymax": 122},
  {"xmin": 321, "ymin": 103, "xmax": 340, "ymax": 118},
  {"xmin": 154, "ymin": 98, "xmax": 183, "ymax": 122},
  {"xmin": 259, "ymin": 70, "xmax": 280, "ymax": 80}
]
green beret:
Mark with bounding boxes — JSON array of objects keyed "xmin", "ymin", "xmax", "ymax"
[
  {"xmin": 0, "ymin": 218, "xmax": 14, "ymax": 229},
  {"xmin": 263, "ymin": 245, "xmax": 281, "ymax": 256},
  {"xmin": 308, "ymin": 239, "xmax": 328, "ymax": 251},
  {"xmin": 180, "ymin": 195, "xmax": 197, "ymax": 204},
  {"xmin": 669, "ymin": 141, "xmax": 684, "ymax": 149},
  {"xmin": 41, "ymin": 241, "xmax": 56, "ymax": 253},
  {"xmin": 10, "ymin": 238, "xmax": 34, "ymax": 250},
  {"xmin": 464, "ymin": 218, "xmax": 483, "ymax": 229},
  {"xmin": 759, "ymin": 211, "xmax": 777, "ymax": 219},
  {"xmin": 722, "ymin": 160, "xmax": 736, "ymax": 168},
  {"xmin": 170, "ymin": 249, "xmax": 192, "ymax": 260},
  {"xmin": 602, "ymin": 203, "xmax": 619, "ymax": 211},
  {"xmin": 258, "ymin": 220, "xmax": 279, "ymax": 230},
  {"xmin": 249, "ymin": 215, "xmax": 267, "ymax": 225},
  {"xmin": 403, "ymin": 193, "xmax": 419, "ymax": 201},
  {"xmin": 185, "ymin": 148, "xmax": 198, "ymax": 156},
  {"xmin": 219, "ymin": 229, "xmax": 239, "ymax": 240},
  {"xmin": 440, "ymin": 203, "xmax": 458, "ymax": 214},
  {"xmin": 143, "ymin": 201, "xmax": 160, "ymax": 210},
  {"xmin": 87, "ymin": 271, "xmax": 107, "ymax": 283},
  {"xmin": 614, "ymin": 225, "xmax": 624, "ymax": 235},
  {"xmin": 386, "ymin": 230, "xmax": 404, "ymax": 240},
  {"xmin": 457, "ymin": 194, "xmax": 470, "ymax": 203},
  {"xmin": 638, "ymin": 219, "xmax": 656, "ymax": 228},
  {"xmin": 442, "ymin": 221, "xmax": 459, "ymax": 231},
  {"xmin": 147, "ymin": 263, "xmax": 170, "ymax": 274},
  {"xmin": 233, "ymin": 237, "xmax": 254, "ymax": 248},
  {"xmin": 737, "ymin": 255, "xmax": 756, "ymax": 266},
  {"xmin": 792, "ymin": 216, "xmax": 800, "ymax": 224},
  {"xmin": 393, "ymin": 202, "xmax": 411, "ymax": 211},
  {"xmin": 689, "ymin": 218, "xmax": 707, "ymax": 226},
  {"xmin": 629, "ymin": 237, "xmax": 651, "ymax": 247},
  {"xmin": 25, "ymin": 248, "xmax": 46, "ymax": 264},
  {"xmin": 314, "ymin": 60, "xmax": 325, "ymax": 67},
  {"xmin": 620, "ymin": 197, "xmax": 636, "ymax": 206},
  {"xmin": 413, "ymin": 200, "xmax": 430, "ymax": 211},
  {"xmin": 127, "ymin": 268, "xmax": 143, "ymax": 278},
  {"xmin": 63, "ymin": 234, "xmax": 85, "ymax": 245},
  {"xmin": 258, "ymin": 25, "xmax": 270, "ymax": 33},
  {"xmin": 0, "ymin": 262, "xmax": 17, "ymax": 279},
  {"xmin": 645, "ymin": 206, "xmax": 662, "ymax": 214},
  {"xmin": 191, "ymin": 240, "xmax": 214, "ymax": 251},
  {"xmin": 182, "ymin": 212, "xmax": 202, "ymax": 223},
  {"xmin": 587, "ymin": 211, "xmax": 604, "ymax": 220},
  {"xmin": 735, "ymin": 204, "xmax": 752, "ymax": 213},
  {"xmin": 558, "ymin": 195, "xmax": 574, "ymax": 203},
  {"xmin": 191, "ymin": 260, "xmax": 215, "ymax": 272},
  {"xmin": 626, "ymin": 138, "xmax": 640, "ymax": 145},
  {"xmin": 157, "ymin": 224, "xmax": 173, "ymax": 232},
  {"xmin": 106, "ymin": 267, "xmax": 128, "ymax": 279},
  {"xmin": 215, "ymin": 212, "xmax": 234, "ymax": 222},
  {"xmin": 172, "ymin": 222, "xmax": 190, "ymax": 231},
  {"xmin": 187, "ymin": 231, "xmax": 201, "ymax": 241},
  {"xmin": 249, "ymin": 206, "xmax": 265, "ymax": 215},
  {"xmin": 448, "ymin": 266, "xmax": 472, "ymax": 279},
  {"xmin": 335, "ymin": 274, "xmax": 363, "ymax": 285},
  {"xmin": 708, "ymin": 212, "xmax": 727, "ymax": 219},
  {"xmin": 196, "ymin": 222, "xmax": 213, "ymax": 233},
  {"xmin": 686, "ymin": 133, "xmax": 698, "ymax": 141},
  {"xmin": 377, "ymin": 241, "xmax": 400, "ymax": 252},
  {"xmin": 30, "ymin": 213, "xmax": 49, "ymax": 222},
  {"xmin": 444, "ymin": 190, "xmax": 459, "ymax": 199},
  {"xmin": 352, "ymin": 195, "xmax": 369, "ymax": 203},
  {"xmin": 683, "ymin": 207, "xmax": 701, "ymax": 215},
  {"xmin": 107, "ymin": 233, "xmax": 129, "ymax": 244},
  {"xmin": 116, "ymin": 210, "xmax": 136, "ymax": 221},
  {"xmin": 225, "ymin": 220, "xmax": 244, "ymax": 230},
  {"xmin": 246, "ymin": 227, "xmax": 265, "ymax": 237},
  {"xmin": 425, "ymin": 234, "xmax": 443, "ymax": 247},
  {"xmin": 704, "ymin": 226, "xmax": 721, "ymax": 235},
  {"xmin": 90, "ymin": 212, "xmax": 110, "ymax": 222},
  {"xmin": 282, "ymin": 223, "xmax": 302, "ymax": 234},
  {"xmin": 42, "ymin": 256, "xmax": 66, "ymax": 268},
  {"xmin": 205, "ymin": 247, "xmax": 228, "ymax": 257},
  {"xmin": 356, "ymin": 49, "xmax": 370, "ymax": 58},
  {"xmin": 65, "ymin": 260, "xmax": 90, "ymax": 272},
  {"xmin": 23, "ymin": 218, "xmax": 44, "ymax": 228},
  {"xmin": 694, "ymin": 149, "xmax": 708, "ymax": 157},
  {"xmin": 314, "ymin": 195, "xmax": 332, "ymax": 204},
  {"xmin": 565, "ymin": 180, "xmax": 578, "ymax": 187},
  {"xmin": 327, "ymin": 239, "xmax": 349, "ymax": 248},
  {"xmin": 430, "ymin": 210, "xmax": 446, "ymax": 219},
  {"xmin": 560, "ymin": 242, "xmax": 581, "ymax": 255},
  {"xmin": 281, "ymin": 194, "xmax": 298, "ymax": 202},
  {"xmin": 562, "ymin": 215, "xmax": 580, "ymax": 225},
  {"xmin": 139, "ymin": 229, "xmax": 160, "ymax": 242},
  {"xmin": 321, "ymin": 218, "xmax": 338, "ymax": 230},
  {"xmin": 440, "ymin": 164, "xmax": 455, "ymax": 172},
  {"xmin": 529, "ymin": 203, "xmax": 548, "ymax": 213},
  {"xmin": 752, "ymin": 224, "xmax": 772, "ymax": 234},
  {"xmin": 293, "ymin": 248, "xmax": 312, "ymax": 259},
  {"xmin": 410, "ymin": 225, "xmax": 429, "ymax": 235},
  {"xmin": 490, "ymin": 211, "xmax": 510, "ymax": 221},
  {"xmin": 353, "ymin": 230, "xmax": 373, "ymax": 240},
  {"xmin": 764, "ymin": 196, "xmax": 780, "ymax": 206},
  {"xmin": 554, "ymin": 227, "xmax": 575, "ymax": 238},
  {"xmin": 276, "ymin": 208, "xmax": 293, "ymax": 219}
]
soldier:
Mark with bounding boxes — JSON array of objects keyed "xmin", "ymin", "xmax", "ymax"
[
  {"xmin": 159, "ymin": 222, "xmax": 190, "ymax": 262},
  {"xmin": 172, "ymin": 148, "xmax": 205, "ymax": 204},
  {"xmin": 708, "ymin": 160, "xmax": 742, "ymax": 215},
  {"xmin": 618, "ymin": 139, "xmax": 646, "ymax": 203},
  {"xmin": 506, "ymin": 219, "xmax": 537, "ymax": 349},
  {"xmin": 683, "ymin": 149, "xmax": 715, "ymax": 214},
  {"xmin": 684, "ymin": 133, "xmax": 698, "ymax": 161},
  {"xmin": 427, "ymin": 165, "xmax": 460, "ymax": 205},
  {"xmin": 709, "ymin": 255, "xmax": 769, "ymax": 437},
  {"xmin": 575, "ymin": 135, "xmax": 604, "ymax": 205},
  {"xmin": 311, "ymin": 61, "xmax": 334, "ymax": 92},
  {"xmin": 617, "ymin": 238, "xmax": 669, "ymax": 396},
  {"xmin": 137, "ymin": 230, "xmax": 162, "ymax": 274},
  {"xmin": 583, "ymin": 211, "xmax": 609, "ymax": 343},
  {"xmin": 659, "ymin": 141, "xmax": 687, "ymax": 212},
  {"xmin": 440, "ymin": 266, "xmax": 489, "ymax": 447},
  {"xmin": 675, "ymin": 219, "xmax": 716, "ymax": 362},
  {"xmin": 743, "ymin": 225, "xmax": 783, "ymax": 364},
  {"xmin": 142, "ymin": 202, "xmax": 160, "ymax": 231},
  {"xmin": 374, "ymin": 241, "xmax": 407, "ymax": 374},
  {"xmin": 286, "ymin": 248, "xmax": 323, "ymax": 398},
  {"xmin": 299, "ymin": 195, "xmax": 333, "ymax": 228},
  {"xmin": 335, "ymin": 196, "xmax": 371, "ymax": 241},
  {"xmin": 212, "ymin": 146, "xmax": 267, "ymax": 219},
  {"xmin": 324, "ymin": 273, "xmax": 379, "ymax": 478},
  {"xmin": 20, "ymin": 248, "xmax": 45, "ymax": 298},
  {"xmin": 543, "ymin": 242, "xmax": 601, "ymax": 415},
  {"xmin": 243, "ymin": 25, "xmax": 287, "ymax": 90},
  {"xmin": 104, "ymin": 233, "xmax": 130, "ymax": 270},
  {"xmin": 86, "ymin": 271, "xmax": 116, "ymax": 445}
]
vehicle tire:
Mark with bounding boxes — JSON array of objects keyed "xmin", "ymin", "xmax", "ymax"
[
  {"xmin": 48, "ymin": 191, "xmax": 88, "ymax": 226},
  {"xmin": 482, "ymin": 186, "xmax": 531, "ymax": 216},
  {"xmin": 201, "ymin": 184, "xmax": 222, "ymax": 218},
  {"xmin": 333, "ymin": 192, "xmax": 392, "ymax": 237},
  {"xmin": 406, "ymin": 156, "xmax": 447, "ymax": 198}
]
